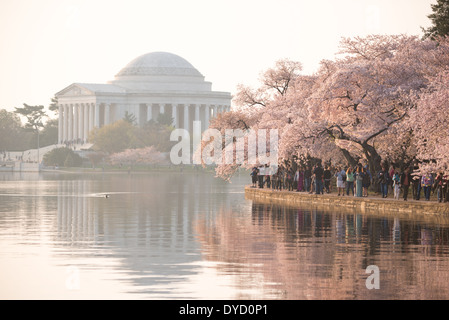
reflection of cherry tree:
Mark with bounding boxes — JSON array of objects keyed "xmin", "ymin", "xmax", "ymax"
[{"xmin": 109, "ymin": 146, "xmax": 166, "ymax": 167}]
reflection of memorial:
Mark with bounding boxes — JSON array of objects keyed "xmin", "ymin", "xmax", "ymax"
[
  {"xmin": 195, "ymin": 201, "xmax": 449, "ymax": 299},
  {"xmin": 57, "ymin": 180, "xmax": 97, "ymax": 244},
  {"xmin": 54, "ymin": 173, "xmax": 233, "ymax": 295},
  {"xmin": 56, "ymin": 175, "xmax": 205, "ymax": 247}
]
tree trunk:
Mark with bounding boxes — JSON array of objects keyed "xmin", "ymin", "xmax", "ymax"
[
  {"xmin": 339, "ymin": 148, "xmax": 358, "ymax": 168},
  {"xmin": 362, "ymin": 142, "xmax": 382, "ymax": 192}
]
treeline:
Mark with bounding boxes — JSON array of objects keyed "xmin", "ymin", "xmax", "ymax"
[
  {"xmin": 88, "ymin": 112, "xmax": 176, "ymax": 154},
  {"xmin": 0, "ymin": 107, "xmax": 58, "ymax": 152}
]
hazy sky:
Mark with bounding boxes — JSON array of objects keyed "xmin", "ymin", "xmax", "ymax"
[{"xmin": 0, "ymin": 0, "xmax": 435, "ymax": 112}]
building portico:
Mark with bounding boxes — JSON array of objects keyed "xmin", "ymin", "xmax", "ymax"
[{"xmin": 56, "ymin": 52, "xmax": 232, "ymax": 144}]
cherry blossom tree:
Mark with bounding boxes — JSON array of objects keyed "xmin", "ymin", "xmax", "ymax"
[
  {"xmin": 207, "ymin": 35, "xmax": 449, "ymax": 181},
  {"xmin": 408, "ymin": 69, "xmax": 449, "ymax": 174},
  {"xmin": 306, "ymin": 35, "xmax": 449, "ymax": 176},
  {"xmin": 194, "ymin": 110, "xmax": 260, "ymax": 181},
  {"xmin": 201, "ymin": 59, "xmax": 306, "ymax": 180},
  {"xmin": 109, "ymin": 146, "xmax": 166, "ymax": 168},
  {"xmin": 233, "ymin": 59, "xmax": 303, "ymax": 111}
]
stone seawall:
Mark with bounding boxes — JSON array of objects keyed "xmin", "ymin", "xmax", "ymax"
[{"xmin": 245, "ymin": 186, "xmax": 449, "ymax": 224}]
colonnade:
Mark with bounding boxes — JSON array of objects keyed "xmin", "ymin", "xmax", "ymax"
[{"xmin": 57, "ymin": 102, "xmax": 231, "ymax": 144}]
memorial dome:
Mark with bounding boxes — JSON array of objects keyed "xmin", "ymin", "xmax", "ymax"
[{"xmin": 115, "ymin": 52, "xmax": 203, "ymax": 78}]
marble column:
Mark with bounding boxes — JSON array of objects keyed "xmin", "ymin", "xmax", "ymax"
[
  {"xmin": 78, "ymin": 104, "xmax": 83, "ymax": 142},
  {"xmin": 68, "ymin": 105, "xmax": 73, "ymax": 141},
  {"xmin": 204, "ymin": 105, "xmax": 210, "ymax": 132},
  {"xmin": 172, "ymin": 104, "xmax": 178, "ymax": 128},
  {"xmin": 195, "ymin": 104, "xmax": 200, "ymax": 122},
  {"xmin": 193, "ymin": 104, "xmax": 201, "ymax": 150},
  {"xmin": 73, "ymin": 104, "xmax": 79, "ymax": 141},
  {"xmin": 104, "ymin": 103, "xmax": 110, "ymax": 126},
  {"xmin": 89, "ymin": 103, "xmax": 95, "ymax": 132},
  {"xmin": 64, "ymin": 105, "xmax": 69, "ymax": 143},
  {"xmin": 95, "ymin": 104, "xmax": 101, "ymax": 128},
  {"xmin": 83, "ymin": 104, "xmax": 89, "ymax": 142},
  {"xmin": 147, "ymin": 104, "xmax": 153, "ymax": 122},
  {"xmin": 58, "ymin": 105, "xmax": 63, "ymax": 144},
  {"xmin": 160, "ymin": 103, "xmax": 165, "ymax": 114},
  {"xmin": 183, "ymin": 104, "xmax": 189, "ymax": 132}
]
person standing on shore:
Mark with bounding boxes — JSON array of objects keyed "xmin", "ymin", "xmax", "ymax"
[
  {"xmin": 401, "ymin": 167, "xmax": 412, "ymax": 201},
  {"xmin": 313, "ymin": 163, "xmax": 324, "ymax": 195},
  {"xmin": 421, "ymin": 173, "xmax": 434, "ymax": 201},
  {"xmin": 434, "ymin": 172, "xmax": 448, "ymax": 203},
  {"xmin": 251, "ymin": 167, "xmax": 258, "ymax": 188},
  {"xmin": 335, "ymin": 167, "xmax": 346, "ymax": 196},
  {"xmin": 393, "ymin": 169, "xmax": 401, "ymax": 200},
  {"xmin": 277, "ymin": 166, "xmax": 284, "ymax": 191},
  {"xmin": 271, "ymin": 170, "xmax": 278, "ymax": 190},
  {"xmin": 295, "ymin": 167, "xmax": 304, "ymax": 192},
  {"xmin": 346, "ymin": 166, "xmax": 355, "ymax": 196},
  {"xmin": 444, "ymin": 174, "xmax": 449, "ymax": 203},
  {"xmin": 378, "ymin": 165, "xmax": 389, "ymax": 198},
  {"xmin": 389, "ymin": 165, "xmax": 395, "ymax": 195},
  {"xmin": 309, "ymin": 165, "xmax": 316, "ymax": 194},
  {"xmin": 286, "ymin": 166, "xmax": 294, "ymax": 191},
  {"xmin": 362, "ymin": 167, "xmax": 370, "ymax": 197},
  {"xmin": 258, "ymin": 165, "xmax": 265, "ymax": 188},
  {"xmin": 264, "ymin": 165, "xmax": 271, "ymax": 188},
  {"xmin": 324, "ymin": 166, "xmax": 332, "ymax": 193},
  {"xmin": 304, "ymin": 166, "xmax": 311, "ymax": 193},
  {"xmin": 355, "ymin": 166, "xmax": 363, "ymax": 197}
]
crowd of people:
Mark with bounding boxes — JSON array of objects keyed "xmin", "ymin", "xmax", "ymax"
[
  {"xmin": 61, "ymin": 139, "xmax": 87, "ymax": 149},
  {"xmin": 250, "ymin": 162, "xmax": 449, "ymax": 203}
]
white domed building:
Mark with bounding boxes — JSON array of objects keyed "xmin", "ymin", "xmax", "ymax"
[{"xmin": 55, "ymin": 52, "xmax": 232, "ymax": 144}]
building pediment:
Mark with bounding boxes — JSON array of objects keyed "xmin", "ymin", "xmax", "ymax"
[
  {"xmin": 55, "ymin": 83, "xmax": 127, "ymax": 97},
  {"xmin": 56, "ymin": 83, "xmax": 95, "ymax": 97}
]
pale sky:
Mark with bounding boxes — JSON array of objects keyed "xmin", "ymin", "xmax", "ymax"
[{"xmin": 0, "ymin": 0, "xmax": 435, "ymax": 113}]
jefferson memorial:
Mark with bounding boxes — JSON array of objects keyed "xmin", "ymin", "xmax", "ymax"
[{"xmin": 55, "ymin": 52, "xmax": 232, "ymax": 144}]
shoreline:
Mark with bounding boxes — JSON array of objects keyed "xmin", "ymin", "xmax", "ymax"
[{"xmin": 245, "ymin": 186, "xmax": 449, "ymax": 222}]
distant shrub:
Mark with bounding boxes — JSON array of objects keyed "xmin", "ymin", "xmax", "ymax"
[{"xmin": 43, "ymin": 147, "xmax": 83, "ymax": 167}]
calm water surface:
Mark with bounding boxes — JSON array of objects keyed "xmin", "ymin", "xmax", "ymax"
[{"xmin": 1, "ymin": 171, "xmax": 449, "ymax": 300}]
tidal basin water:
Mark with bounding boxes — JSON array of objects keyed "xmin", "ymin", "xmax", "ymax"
[{"xmin": 1, "ymin": 171, "xmax": 449, "ymax": 300}]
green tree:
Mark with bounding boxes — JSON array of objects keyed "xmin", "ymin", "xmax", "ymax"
[
  {"xmin": 40, "ymin": 119, "xmax": 59, "ymax": 146},
  {"xmin": 423, "ymin": 0, "xmax": 449, "ymax": 39},
  {"xmin": 14, "ymin": 104, "xmax": 47, "ymax": 133},
  {"xmin": 86, "ymin": 151, "xmax": 106, "ymax": 169},
  {"xmin": 156, "ymin": 112, "xmax": 173, "ymax": 127},
  {"xmin": 134, "ymin": 119, "xmax": 175, "ymax": 152},
  {"xmin": 14, "ymin": 104, "xmax": 47, "ymax": 160},
  {"xmin": 89, "ymin": 120, "xmax": 135, "ymax": 154},
  {"xmin": 123, "ymin": 111, "xmax": 137, "ymax": 126},
  {"xmin": 42, "ymin": 147, "xmax": 82, "ymax": 167},
  {"xmin": 0, "ymin": 109, "xmax": 26, "ymax": 151},
  {"xmin": 49, "ymin": 96, "xmax": 59, "ymax": 114},
  {"xmin": 28, "ymin": 118, "xmax": 59, "ymax": 149}
]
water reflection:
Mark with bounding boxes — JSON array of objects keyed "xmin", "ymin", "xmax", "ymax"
[
  {"xmin": 2, "ymin": 172, "xmax": 449, "ymax": 299},
  {"xmin": 0, "ymin": 172, "xmax": 243, "ymax": 299},
  {"xmin": 196, "ymin": 201, "xmax": 449, "ymax": 299},
  {"xmin": 51, "ymin": 173, "xmax": 242, "ymax": 298}
]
